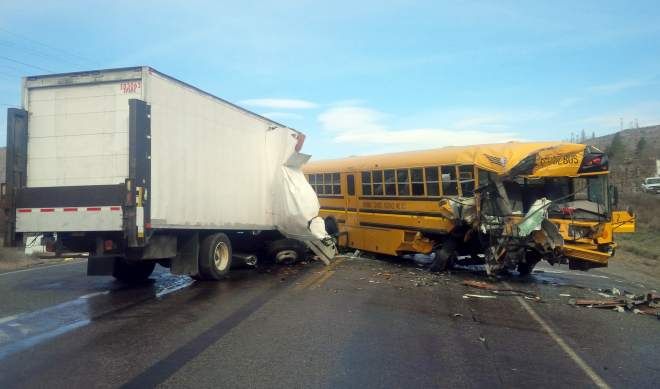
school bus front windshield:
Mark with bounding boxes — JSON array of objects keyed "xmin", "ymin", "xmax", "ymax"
[{"xmin": 502, "ymin": 175, "xmax": 610, "ymax": 221}]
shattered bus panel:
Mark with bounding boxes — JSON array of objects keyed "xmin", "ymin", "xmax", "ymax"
[{"xmin": 303, "ymin": 142, "xmax": 635, "ymax": 275}]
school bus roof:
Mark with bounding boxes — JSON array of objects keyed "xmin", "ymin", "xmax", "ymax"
[{"xmin": 303, "ymin": 141, "xmax": 591, "ymax": 176}]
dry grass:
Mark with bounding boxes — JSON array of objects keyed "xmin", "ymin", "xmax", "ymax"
[{"xmin": 615, "ymin": 192, "xmax": 660, "ymax": 261}]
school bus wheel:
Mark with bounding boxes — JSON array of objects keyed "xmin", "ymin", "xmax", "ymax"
[{"xmin": 429, "ymin": 240, "xmax": 458, "ymax": 272}]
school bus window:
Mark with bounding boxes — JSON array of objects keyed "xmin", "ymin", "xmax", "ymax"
[
  {"xmin": 308, "ymin": 174, "xmax": 315, "ymax": 185},
  {"xmin": 373, "ymin": 170, "xmax": 384, "ymax": 196},
  {"xmin": 347, "ymin": 174, "xmax": 355, "ymax": 195},
  {"xmin": 411, "ymin": 168, "xmax": 424, "ymax": 196},
  {"xmin": 397, "ymin": 168, "xmax": 410, "ymax": 196},
  {"xmin": 323, "ymin": 173, "xmax": 333, "ymax": 194},
  {"xmin": 332, "ymin": 173, "xmax": 341, "ymax": 194},
  {"xmin": 459, "ymin": 165, "xmax": 475, "ymax": 197},
  {"xmin": 361, "ymin": 171, "xmax": 372, "ymax": 195},
  {"xmin": 317, "ymin": 175, "xmax": 325, "ymax": 194},
  {"xmin": 478, "ymin": 169, "xmax": 496, "ymax": 188},
  {"xmin": 441, "ymin": 166, "xmax": 458, "ymax": 196},
  {"xmin": 425, "ymin": 167, "xmax": 440, "ymax": 196},
  {"xmin": 384, "ymin": 169, "xmax": 396, "ymax": 195}
]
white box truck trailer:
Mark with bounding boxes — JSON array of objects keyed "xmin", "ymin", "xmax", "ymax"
[{"xmin": 3, "ymin": 66, "xmax": 335, "ymax": 281}]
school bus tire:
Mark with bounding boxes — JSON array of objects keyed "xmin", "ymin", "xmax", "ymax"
[
  {"xmin": 324, "ymin": 216, "xmax": 340, "ymax": 238},
  {"xmin": 430, "ymin": 240, "xmax": 457, "ymax": 272}
]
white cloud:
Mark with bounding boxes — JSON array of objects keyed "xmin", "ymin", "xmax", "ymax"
[
  {"xmin": 318, "ymin": 106, "xmax": 386, "ymax": 133},
  {"xmin": 240, "ymin": 98, "xmax": 318, "ymax": 109},
  {"xmin": 588, "ymin": 79, "xmax": 645, "ymax": 94},
  {"xmin": 318, "ymin": 105, "xmax": 519, "ymax": 151}
]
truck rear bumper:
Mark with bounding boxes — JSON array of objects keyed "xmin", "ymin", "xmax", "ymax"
[
  {"xmin": 16, "ymin": 206, "xmax": 123, "ymax": 232},
  {"xmin": 13, "ymin": 184, "xmax": 127, "ymax": 233}
]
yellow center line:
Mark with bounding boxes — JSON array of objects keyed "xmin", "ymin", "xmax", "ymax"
[
  {"xmin": 308, "ymin": 270, "xmax": 335, "ymax": 289},
  {"xmin": 504, "ymin": 281, "xmax": 611, "ymax": 389},
  {"xmin": 294, "ymin": 257, "xmax": 345, "ymax": 291}
]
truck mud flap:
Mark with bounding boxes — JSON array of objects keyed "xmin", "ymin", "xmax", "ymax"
[{"xmin": 87, "ymin": 256, "xmax": 117, "ymax": 276}]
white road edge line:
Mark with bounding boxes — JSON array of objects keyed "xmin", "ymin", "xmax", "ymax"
[
  {"xmin": 505, "ymin": 282, "xmax": 610, "ymax": 389},
  {"xmin": 0, "ymin": 260, "xmax": 85, "ymax": 277}
]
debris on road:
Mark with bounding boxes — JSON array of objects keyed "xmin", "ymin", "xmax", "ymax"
[
  {"xmin": 463, "ymin": 294, "xmax": 497, "ymax": 299},
  {"xmin": 462, "ymin": 279, "xmax": 541, "ymax": 300},
  {"xmin": 569, "ymin": 292, "xmax": 660, "ymax": 318},
  {"xmin": 463, "ymin": 280, "xmax": 497, "ymax": 290}
]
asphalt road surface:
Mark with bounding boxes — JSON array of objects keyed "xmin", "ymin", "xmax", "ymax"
[{"xmin": 0, "ymin": 256, "xmax": 658, "ymax": 388}]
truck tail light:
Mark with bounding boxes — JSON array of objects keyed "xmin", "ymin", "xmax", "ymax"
[
  {"xmin": 104, "ymin": 240, "xmax": 114, "ymax": 252},
  {"xmin": 578, "ymin": 151, "xmax": 608, "ymax": 173},
  {"xmin": 294, "ymin": 133, "xmax": 305, "ymax": 152}
]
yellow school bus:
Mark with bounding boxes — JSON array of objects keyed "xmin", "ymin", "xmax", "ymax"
[{"xmin": 303, "ymin": 142, "xmax": 635, "ymax": 275}]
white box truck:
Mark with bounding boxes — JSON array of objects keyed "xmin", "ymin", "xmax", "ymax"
[{"xmin": 3, "ymin": 67, "xmax": 335, "ymax": 281}]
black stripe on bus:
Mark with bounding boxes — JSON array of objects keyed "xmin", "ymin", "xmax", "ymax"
[
  {"xmin": 320, "ymin": 206, "xmax": 445, "ymax": 218},
  {"xmin": 359, "ymin": 222, "xmax": 447, "ymax": 234},
  {"xmin": 317, "ymin": 195, "xmax": 345, "ymax": 199},
  {"xmin": 319, "ymin": 206, "xmax": 351, "ymax": 211},
  {"xmin": 358, "ymin": 196, "xmax": 445, "ymax": 201},
  {"xmin": 359, "ymin": 209, "xmax": 446, "ymax": 217}
]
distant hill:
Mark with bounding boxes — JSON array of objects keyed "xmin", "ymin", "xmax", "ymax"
[
  {"xmin": 588, "ymin": 124, "xmax": 660, "ymax": 156},
  {"xmin": 586, "ymin": 125, "xmax": 660, "ymax": 195}
]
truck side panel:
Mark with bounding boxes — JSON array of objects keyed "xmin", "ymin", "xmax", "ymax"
[{"xmin": 146, "ymin": 71, "xmax": 277, "ymax": 229}]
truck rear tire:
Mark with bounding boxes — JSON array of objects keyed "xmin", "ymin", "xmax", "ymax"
[
  {"xmin": 266, "ymin": 238, "xmax": 307, "ymax": 265},
  {"xmin": 113, "ymin": 258, "xmax": 156, "ymax": 283},
  {"xmin": 198, "ymin": 233, "xmax": 233, "ymax": 280}
]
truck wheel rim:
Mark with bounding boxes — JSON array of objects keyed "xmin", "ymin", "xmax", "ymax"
[
  {"xmin": 213, "ymin": 242, "xmax": 230, "ymax": 271},
  {"xmin": 275, "ymin": 250, "xmax": 298, "ymax": 263}
]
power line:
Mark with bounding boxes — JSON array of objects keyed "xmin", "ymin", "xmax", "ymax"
[
  {"xmin": 0, "ymin": 39, "xmax": 85, "ymax": 68},
  {"xmin": 0, "ymin": 55, "xmax": 53, "ymax": 73},
  {"xmin": 0, "ymin": 27, "xmax": 99, "ymax": 66}
]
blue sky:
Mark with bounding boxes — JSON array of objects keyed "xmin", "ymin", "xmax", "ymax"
[{"xmin": 1, "ymin": 0, "xmax": 660, "ymax": 159}]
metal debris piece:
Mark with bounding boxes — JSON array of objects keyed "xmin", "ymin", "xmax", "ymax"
[
  {"xmin": 463, "ymin": 279, "xmax": 540, "ymax": 300},
  {"xmin": 463, "ymin": 294, "xmax": 497, "ymax": 299},
  {"xmin": 570, "ymin": 292, "xmax": 660, "ymax": 316},
  {"xmin": 569, "ymin": 298, "xmax": 625, "ymax": 308},
  {"xmin": 463, "ymin": 280, "xmax": 497, "ymax": 290}
]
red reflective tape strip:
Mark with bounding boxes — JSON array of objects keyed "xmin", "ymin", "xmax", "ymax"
[
  {"xmin": 18, "ymin": 209, "xmax": 31, "ymax": 213},
  {"xmin": 110, "ymin": 206, "xmax": 121, "ymax": 211},
  {"xmin": 63, "ymin": 208, "xmax": 78, "ymax": 212},
  {"xmin": 40, "ymin": 208, "xmax": 55, "ymax": 212},
  {"xmin": 86, "ymin": 207, "xmax": 102, "ymax": 211}
]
